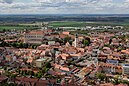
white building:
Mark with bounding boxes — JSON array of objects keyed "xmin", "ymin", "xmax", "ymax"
[
  {"xmin": 35, "ymin": 58, "xmax": 48, "ymax": 68},
  {"xmin": 72, "ymin": 34, "xmax": 84, "ymax": 48},
  {"xmin": 48, "ymin": 41, "xmax": 56, "ymax": 45},
  {"xmin": 122, "ymin": 64, "xmax": 129, "ymax": 75}
]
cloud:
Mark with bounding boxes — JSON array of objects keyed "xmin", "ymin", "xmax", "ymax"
[
  {"xmin": 126, "ymin": 0, "xmax": 129, "ymax": 2},
  {"xmin": 35, "ymin": 0, "xmax": 66, "ymax": 3},
  {"xmin": 0, "ymin": 0, "xmax": 13, "ymax": 4},
  {"xmin": 0, "ymin": 0, "xmax": 129, "ymax": 14},
  {"xmin": 35, "ymin": 0, "xmax": 50, "ymax": 3},
  {"xmin": 35, "ymin": 0, "xmax": 99, "ymax": 4}
]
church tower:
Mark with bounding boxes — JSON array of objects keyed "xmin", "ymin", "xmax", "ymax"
[
  {"xmin": 72, "ymin": 33, "xmax": 79, "ymax": 47},
  {"xmin": 75, "ymin": 34, "xmax": 78, "ymax": 47}
]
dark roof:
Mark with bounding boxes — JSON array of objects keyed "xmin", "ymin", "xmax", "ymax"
[
  {"xmin": 106, "ymin": 60, "xmax": 118, "ymax": 63},
  {"xmin": 0, "ymin": 76, "xmax": 8, "ymax": 82},
  {"xmin": 14, "ymin": 77, "xmax": 56, "ymax": 86}
]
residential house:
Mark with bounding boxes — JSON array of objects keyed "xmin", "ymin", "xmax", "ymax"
[
  {"xmin": 100, "ymin": 62, "xmax": 122, "ymax": 74},
  {"xmin": 106, "ymin": 60, "xmax": 119, "ymax": 66}
]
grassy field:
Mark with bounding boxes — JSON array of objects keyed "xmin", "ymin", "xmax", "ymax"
[
  {"xmin": 0, "ymin": 26, "xmax": 25, "ymax": 31},
  {"xmin": 0, "ymin": 21, "xmax": 129, "ymax": 31},
  {"xmin": 49, "ymin": 21, "xmax": 87, "ymax": 27},
  {"xmin": 49, "ymin": 21, "xmax": 129, "ymax": 27},
  {"xmin": 0, "ymin": 25, "xmax": 40, "ymax": 31}
]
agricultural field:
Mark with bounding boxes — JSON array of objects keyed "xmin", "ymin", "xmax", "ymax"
[
  {"xmin": 0, "ymin": 26, "xmax": 25, "ymax": 31},
  {"xmin": 0, "ymin": 21, "xmax": 129, "ymax": 31},
  {"xmin": 0, "ymin": 25, "xmax": 39, "ymax": 31},
  {"xmin": 49, "ymin": 21, "xmax": 129, "ymax": 27},
  {"xmin": 49, "ymin": 21, "xmax": 86, "ymax": 27}
]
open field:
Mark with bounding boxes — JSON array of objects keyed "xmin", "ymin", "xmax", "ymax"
[
  {"xmin": 49, "ymin": 21, "xmax": 129, "ymax": 27},
  {"xmin": 0, "ymin": 14, "xmax": 129, "ymax": 30},
  {"xmin": 0, "ymin": 26, "xmax": 25, "ymax": 31},
  {"xmin": 49, "ymin": 21, "xmax": 86, "ymax": 27},
  {"xmin": 0, "ymin": 25, "xmax": 40, "ymax": 31},
  {"xmin": 0, "ymin": 21, "xmax": 129, "ymax": 31}
]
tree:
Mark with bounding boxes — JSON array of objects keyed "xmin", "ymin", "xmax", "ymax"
[
  {"xmin": 55, "ymin": 38, "xmax": 63, "ymax": 43},
  {"xmin": 0, "ymin": 41, "xmax": 10, "ymax": 47},
  {"xmin": 1, "ymin": 83, "xmax": 17, "ymax": 86},
  {"xmin": 30, "ymin": 71, "xmax": 35, "ymax": 76},
  {"xmin": 36, "ymin": 72, "xmax": 42, "ymax": 78},
  {"xmin": 82, "ymin": 39, "xmax": 90, "ymax": 46},
  {"xmin": 2, "ymin": 29, "xmax": 6, "ymax": 32},
  {"xmin": 12, "ymin": 42, "xmax": 16, "ymax": 47},
  {"xmin": 31, "ymin": 45, "xmax": 37, "ymax": 49},
  {"xmin": 109, "ymin": 38, "xmax": 112, "ymax": 44},
  {"xmin": 64, "ymin": 36, "xmax": 72, "ymax": 44},
  {"xmin": 104, "ymin": 44, "xmax": 110, "ymax": 47},
  {"xmin": 45, "ymin": 62, "xmax": 52, "ymax": 68},
  {"xmin": 96, "ymin": 73, "xmax": 106, "ymax": 81},
  {"xmin": 23, "ymin": 43, "xmax": 29, "ymax": 48},
  {"xmin": 122, "ymin": 80, "xmax": 129, "ymax": 85},
  {"xmin": 19, "ymin": 42, "xmax": 23, "ymax": 48},
  {"xmin": 10, "ymin": 74, "xmax": 17, "ymax": 79},
  {"xmin": 112, "ymin": 76, "xmax": 122, "ymax": 85},
  {"xmin": 88, "ymin": 80, "xmax": 96, "ymax": 85}
]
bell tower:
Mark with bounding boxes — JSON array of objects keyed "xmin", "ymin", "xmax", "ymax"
[{"xmin": 75, "ymin": 34, "xmax": 78, "ymax": 47}]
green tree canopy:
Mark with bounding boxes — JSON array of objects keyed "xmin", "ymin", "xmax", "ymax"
[{"xmin": 96, "ymin": 73, "xmax": 106, "ymax": 81}]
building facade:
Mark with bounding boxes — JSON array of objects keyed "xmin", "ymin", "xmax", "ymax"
[{"xmin": 24, "ymin": 30, "xmax": 53, "ymax": 44}]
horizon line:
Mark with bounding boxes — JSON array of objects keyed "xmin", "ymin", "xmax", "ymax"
[{"xmin": 0, "ymin": 13, "xmax": 129, "ymax": 15}]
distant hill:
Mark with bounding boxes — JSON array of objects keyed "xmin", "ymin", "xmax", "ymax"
[{"xmin": 0, "ymin": 14, "xmax": 129, "ymax": 23}]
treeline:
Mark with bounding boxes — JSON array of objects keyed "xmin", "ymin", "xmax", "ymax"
[
  {"xmin": 0, "ymin": 15, "xmax": 129, "ymax": 23},
  {"xmin": 0, "ymin": 41, "xmax": 38, "ymax": 49}
]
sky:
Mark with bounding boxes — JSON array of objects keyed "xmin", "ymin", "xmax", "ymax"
[{"xmin": 0, "ymin": 0, "xmax": 129, "ymax": 14}]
